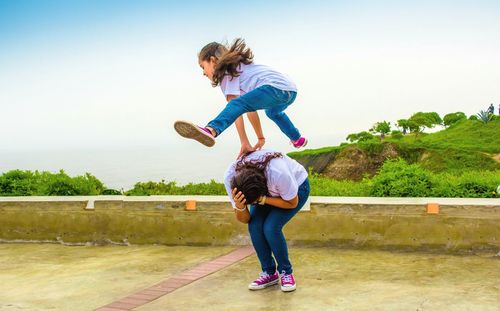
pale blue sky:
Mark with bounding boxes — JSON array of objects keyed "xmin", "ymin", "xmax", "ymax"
[{"xmin": 1, "ymin": 0, "xmax": 499, "ymax": 154}]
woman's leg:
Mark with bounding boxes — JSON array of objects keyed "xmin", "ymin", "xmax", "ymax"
[
  {"xmin": 248, "ymin": 204, "xmax": 276, "ymax": 275},
  {"xmin": 262, "ymin": 179, "xmax": 310, "ymax": 274}
]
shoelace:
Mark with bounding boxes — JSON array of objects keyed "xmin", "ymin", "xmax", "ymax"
[
  {"xmin": 281, "ymin": 272, "xmax": 293, "ymax": 283},
  {"xmin": 257, "ymin": 272, "xmax": 270, "ymax": 282}
]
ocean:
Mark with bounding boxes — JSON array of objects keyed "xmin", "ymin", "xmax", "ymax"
[{"xmin": 0, "ymin": 145, "xmax": 237, "ymax": 191}]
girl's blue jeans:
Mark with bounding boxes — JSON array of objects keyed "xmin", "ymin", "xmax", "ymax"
[
  {"xmin": 248, "ymin": 178, "xmax": 310, "ymax": 275},
  {"xmin": 207, "ymin": 85, "xmax": 301, "ymax": 141}
]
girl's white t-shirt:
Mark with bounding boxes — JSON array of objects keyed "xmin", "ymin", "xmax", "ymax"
[
  {"xmin": 223, "ymin": 149, "xmax": 308, "ymax": 208},
  {"xmin": 220, "ymin": 63, "xmax": 297, "ymax": 97}
]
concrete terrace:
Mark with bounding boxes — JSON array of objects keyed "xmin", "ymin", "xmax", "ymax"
[
  {"xmin": 0, "ymin": 196, "xmax": 499, "ymax": 310},
  {"xmin": 0, "ymin": 244, "xmax": 499, "ymax": 310}
]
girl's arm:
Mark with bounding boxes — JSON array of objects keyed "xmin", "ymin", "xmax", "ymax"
[
  {"xmin": 261, "ymin": 195, "xmax": 299, "ymax": 209},
  {"xmin": 246, "ymin": 112, "xmax": 266, "ymax": 150},
  {"xmin": 227, "ymin": 95, "xmax": 255, "ymax": 158}
]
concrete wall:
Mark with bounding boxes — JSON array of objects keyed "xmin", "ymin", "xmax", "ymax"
[{"xmin": 0, "ymin": 196, "xmax": 498, "ymax": 252}]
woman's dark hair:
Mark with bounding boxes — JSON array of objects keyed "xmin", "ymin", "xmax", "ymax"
[
  {"xmin": 230, "ymin": 152, "xmax": 283, "ymax": 205},
  {"xmin": 198, "ymin": 38, "xmax": 254, "ymax": 87}
]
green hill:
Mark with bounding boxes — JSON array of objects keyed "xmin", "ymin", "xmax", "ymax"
[
  {"xmin": 289, "ymin": 119, "xmax": 500, "ymax": 180},
  {"xmin": 393, "ymin": 118, "xmax": 500, "ymax": 153}
]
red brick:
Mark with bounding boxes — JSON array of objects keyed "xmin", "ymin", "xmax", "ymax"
[
  {"xmin": 127, "ymin": 293, "xmax": 158, "ymax": 301},
  {"xmin": 95, "ymin": 246, "xmax": 256, "ymax": 310},
  {"xmin": 106, "ymin": 302, "xmax": 136, "ymax": 310},
  {"xmin": 117, "ymin": 297, "xmax": 150, "ymax": 306}
]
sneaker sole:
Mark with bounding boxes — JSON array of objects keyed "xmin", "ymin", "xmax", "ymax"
[
  {"xmin": 281, "ymin": 284, "xmax": 296, "ymax": 292},
  {"xmin": 248, "ymin": 279, "xmax": 279, "ymax": 290},
  {"xmin": 174, "ymin": 120, "xmax": 215, "ymax": 147}
]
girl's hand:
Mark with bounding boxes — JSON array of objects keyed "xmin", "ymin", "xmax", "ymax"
[
  {"xmin": 237, "ymin": 142, "xmax": 255, "ymax": 159},
  {"xmin": 232, "ymin": 188, "xmax": 247, "ymax": 210},
  {"xmin": 253, "ymin": 137, "xmax": 265, "ymax": 151}
]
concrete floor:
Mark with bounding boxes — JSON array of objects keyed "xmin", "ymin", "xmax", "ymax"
[
  {"xmin": 0, "ymin": 244, "xmax": 237, "ymax": 310},
  {"xmin": 0, "ymin": 244, "xmax": 499, "ymax": 311}
]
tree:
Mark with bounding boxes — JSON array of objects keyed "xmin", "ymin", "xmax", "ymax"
[
  {"xmin": 408, "ymin": 112, "xmax": 442, "ymax": 134},
  {"xmin": 346, "ymin": 131, "xmax": 375, "ymax": 143},
  {"xmin": 443, "ymin": 112, "xmax": 466, "ymax": 127},
  {"xmin": 397, "ymin": 119, "xmax": 411, "ymax": 134},
  {"xmin": 370, "ymin": 121, "xmax": 391, "ymax": 139}
]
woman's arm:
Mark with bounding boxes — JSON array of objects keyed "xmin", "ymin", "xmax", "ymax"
[
  {"xmin": 232, "ymin": 188, "xmax": 250, "ymax": 223},
  {"xmin": 262, "ymin": 195, "xmax": 299, "ymax": 209}
]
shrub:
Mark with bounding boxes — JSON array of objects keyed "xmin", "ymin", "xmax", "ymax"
[
  {"xmin": 370, "ymin": 159, "xmax": 433, "ymax": 197},
  {"xmin": 102, "ymin": 189, "xmax": 122, "ymax": 195},
  {"xmin": 0, "ymin": 170, "xmax": 104, "ymax": 196},
  {"xmin": 390, "ymin": 130, "xmax": 403, "ymax": 140},
  {"xmin": 309, "ymin": 173, "xmax": 371, "ymax": 196},
  {"xmin": 0, "ymin": 170, "xmax": 38, "ymax": 196},
  {"xmin": 357, "ymin": 140, "xmax": 385, "ymax": 154},
  {"xmin": 431, "ymin": 171, "xmax": 500, "ymax": 198},
  {"xmin": 125, "ymin": 179, "xmax": 226, "ymax": 196}
]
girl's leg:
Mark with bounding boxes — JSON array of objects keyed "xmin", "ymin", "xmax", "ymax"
[
  {"xmin": 264, "ymin": 89, "xmax": 301, "ymax": 141},
  {"xmin": 264, "ymin": 105, "xmax": 300, "ymax": 141},
  {"xmin": 262, "ymin": 179, "xmax": 310, "ymax": 274},
  {"xmin": 248, "ymin": 204, "xmax": 276, "ymax": 275},
  {"xmin": 206, "ymin": 85, "xmax": 298, "ymax": 137}
]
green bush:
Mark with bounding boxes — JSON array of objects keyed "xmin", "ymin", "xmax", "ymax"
[
  {"xmin": 0, "ymin": 170, "xmax": 38, "ymax": 196},
  {"xmin": 370, "ymin": 159, "xmax": 434, "ymax": 197},
  {"xmin": 0, "ymin": 170, "xmax": 104, "ymax": 196},
  {"xmin": 431, "ymin": 171, "xmax": 500, "ymax": 198},
  {"xmin": 309, "ymin": 173, "xmax": 371, "ymax": 196},
  {"xmin": 357, "ymin": 140, "xmax": 385, "ymax": 154},
  {"xmin": 125, "ymin": 179, "xmax": 226, "ymax": 196},
  {"xmin": 390, "ymin": 130, "xmax": 403, "ymax": 140},
  {"xmin": 102, "ymin": 189, "xmax": 122, "ymax": 195}
]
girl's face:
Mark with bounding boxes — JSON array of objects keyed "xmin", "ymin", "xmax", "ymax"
[{"xmin": 199, "ymin": 57, "xmax": 216, "ymax": 82}]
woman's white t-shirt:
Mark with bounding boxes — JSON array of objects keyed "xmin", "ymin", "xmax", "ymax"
[
  {"xmin": 220, "ymin": 63, "xmax": 297, "ymax": 97},
  {"xmin": 223, "ymin": 149, "xmax": 308, "ymax": 208}
]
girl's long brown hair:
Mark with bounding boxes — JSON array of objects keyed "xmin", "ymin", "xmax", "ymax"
[
  {"xmin": 198, "ymin": 38, "xmax": 254, "ymax": 87},
  {"xmin": 230, "ymin": 152, "xmax": 283, "ymax": 205}
]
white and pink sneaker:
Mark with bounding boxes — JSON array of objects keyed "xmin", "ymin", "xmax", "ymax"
[
  {"xmin": 291, "ymin": 137, "xmax": 308, "ymax": 149},
  {"xmin": 248, "ymin": 271, "xmax": 279, "ymax": 290},
  {"xmin": 174, "ymin": 120, "xmax": 216, "ymax": 147},
  {"xmin": 280, "ymin": 271, "xmax": 296, "ymax": 292}
]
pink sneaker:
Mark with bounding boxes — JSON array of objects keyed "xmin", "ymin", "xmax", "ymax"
[
  {"xmin": 280, "ymin": 271, "xmax": 296, "ymax": 292},
  {"xmin": 248, "ymin": 271, "xmax": 279, "ymax": 290},
  {"xmin": 291, "ymin": 137, "xmax": 308, "ymax": 148},
  {"xmin": 174, "ymin": 120, "xmax": 215, "ymax": 147}
]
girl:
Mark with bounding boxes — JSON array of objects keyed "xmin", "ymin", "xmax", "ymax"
[
  {"xmin": 174, "ymin": 38, "xmax": 307, "ymax": 158},
  {"xmin": 223, "ymin": 149, "xmax": 310, "ymax": 292}
]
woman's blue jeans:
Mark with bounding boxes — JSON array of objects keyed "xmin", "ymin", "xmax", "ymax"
[
  {"xmin": 207, "ymin": 85, "xmax": 301, "ymax": 141},
  {"xmin": 248, "ymin": 178, "xmax": 310, "ymax": 275}
]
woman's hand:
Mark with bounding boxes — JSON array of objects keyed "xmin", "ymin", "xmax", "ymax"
[
  {"xmin": 237, "ymin": 141, "xmax": 255, "ymax": 159},
  {"xmin": 253, "ymin": 137, "xmax": 265, "ymax": 151},
  {"xmin": 232, "ymin": 188, "xmax": 247, "ymax": 210}
]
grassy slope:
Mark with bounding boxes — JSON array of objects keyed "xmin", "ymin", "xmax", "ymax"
[
  {"xmin": 289, "ymin": 119, "xmax": 500, "ymax": 173},
  {"xmin": 391, "ymin": 118, "xmax": 500, "ymax": 153}
]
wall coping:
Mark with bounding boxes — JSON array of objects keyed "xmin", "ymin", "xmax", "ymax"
[{"xmin": 0, "ymin": 196, "xmax": 498, "ymax": 206}]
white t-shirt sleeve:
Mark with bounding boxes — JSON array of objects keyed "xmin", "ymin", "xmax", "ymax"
[
  {"xmin": 271, "ymin": 160, "xmax": 299, "ymax": 201},
  {"xmin": 220, "ymin": 75, "xmax": 240, "ymax": 97},
  {"xmin": 223, "ymin": 165, "xmax": 237, "ymax": 208}
]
